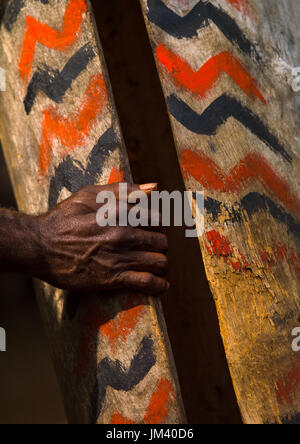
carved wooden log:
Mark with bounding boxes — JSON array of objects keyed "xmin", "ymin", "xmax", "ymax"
[
  {"xmin": 139, "ymin": 0, "xmax": 300, "ymax": 424},
  {"xmin": 0, "ymin": 0, "xmax": 185, "ymax": 424}
]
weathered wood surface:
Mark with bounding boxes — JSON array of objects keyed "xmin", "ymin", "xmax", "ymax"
[
  {"xmin": 0, "ymin": 0, "xmax": 185, "ymax": 424},
  {"xmin": 140, "ymin": 0, "xmax": 300, "ymax": 424}
]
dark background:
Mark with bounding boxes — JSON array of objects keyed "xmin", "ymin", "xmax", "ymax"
[
  {"xmin": 0, "ymin": 0, "xmax": 242, "ymax": 424},
  {"xmin": 0, "ymin": 146, "xmax": 66, "ymax": 424}
]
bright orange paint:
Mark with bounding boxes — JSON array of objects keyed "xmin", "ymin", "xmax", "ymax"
[
  {"xmin": 19, "ymin": 0, "xmax": 87, "ymax": 82},
  {"xmin": 108, "ymin": 166, "xmax": 125, "ymax": 184},
  {"xmin": 181, "ymin": 149, "xmax": 300, "ymax": 218},
  {"xmin": 144, "ymin": 380, "xmax": 173, "ymax": 424},
  {"xmin": 76, "ymin": 295, "xmax": 146, "ymax": 379},
  {"xmin": 110, "ymin": 379, "xmax": 174, "ymax": 424},
  {"xmin": 206, "ymin": 230, "xmax": 233, "ymax": 257},
  {"xmin": 39, "ymin": 74, "xmax": 108, "ymax": 175},
  {"xmin": 110, "ymin": 414, "xmax": 135, "ymax": 424},
  {"xmin": 99, "ymin": 295, "xmax": 146, "ymax": 350},
  {"xmin": 157, "ymin": 45, "xmax": 265, "ymax": 103}
]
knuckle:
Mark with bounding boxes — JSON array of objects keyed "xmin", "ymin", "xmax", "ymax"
[
  {"xmin": 110, "ymin": 227, "xmax": 135, "ymax": 246},
  {"xmin": 149, "ymin": 233, "xmax": 168, "ymax": 252},
  {"xmin": 109, "ymin": 227, "xmax": 126, "ymax": 244},
  {"xmin": 140, "ymin": 273, "xmax": 154, "ymax": 288},
  {"xmin": 107, "ymin": 254, "xmax": 119, "ymax": 270},
  {"xmin": 72, "ymin": 193, "xmax": 85, "ymax": 205},
  {"xmin": 115, "ymin": 271, "xmax": 128, "ymax": 287},
  {"xmin": 123, "ymin": 228, "xmax": 137, "ymax": 246},
  {"xmin": 116, "ymin": 182, "xmax": 132, "ymax": 195},
  {"xmin": 135, "ymin": 231, "xmax": 145, "ymax": 248}
]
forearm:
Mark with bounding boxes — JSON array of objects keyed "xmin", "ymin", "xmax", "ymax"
[{"xmin": 0, "ymin": 208, "xmax": 40, "ymax": 274}]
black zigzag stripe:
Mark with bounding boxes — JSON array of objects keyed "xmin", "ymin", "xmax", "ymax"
[
  {"xmin": 146, "ymin": 0, "xmax": 257, "ymax": 58},
  {"xmin": 48, "ymin": 127, "xmax": 117, "ymax": 209},
  {"xmin": 90, "ymin": 336, "xmax": 156, "ymax": 424},
  {"xmin": 0, "ymin": 1, "xmax": 8, "ymax": 25},
  {"xmin": 2, "ymin": 0, "xmax": 24, "ymax": 30},
  {"xmin": 203, "ymin": 193, "xmax": 300, "ymax": 238},
  {"xmin": 24, "ymin": 43, "xmax": 96, "ymax": 114},
  {"xmin": 1, "ymin": 0, "xmax": 49, "ymax": 31},
  {"xmin": 280, "ymin": 413, "xmax": 300, "ymax": 425},
  {"xmin": 3, "ymin": 0, "xmax": 25, "ymax": 32},
  {"xmin": 168, "ymin": 94, "xmax": 291, "ymax": 162}
]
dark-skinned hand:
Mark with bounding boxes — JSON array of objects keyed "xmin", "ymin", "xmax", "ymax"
[{"xmin": 0, "ymin": 183, "xmax": 169, "ymax": 295}]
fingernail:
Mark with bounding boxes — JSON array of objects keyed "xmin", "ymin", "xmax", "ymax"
[{"xmin": 139, "ymin": 183, "xmax": 158, "ymax": 193}]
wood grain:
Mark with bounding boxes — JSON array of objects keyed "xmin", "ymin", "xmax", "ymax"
[
  {"xmin": 140, "ymin": 0, "xmax": 300, "ymax": 424},
  {"xmin": 0, "ymin": 0, "xmax": 185, "ymax": 424}
]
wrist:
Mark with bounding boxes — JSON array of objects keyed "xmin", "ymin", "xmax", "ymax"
[
  {"xmin": 20, "ymin": 213, "xmax": 43, "ymax": 276},
  {"xmin": 0, "ymin": 209, "xmax": 42, "ymax": 275}
]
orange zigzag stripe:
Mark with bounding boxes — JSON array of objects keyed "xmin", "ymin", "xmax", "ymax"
[
  {"xmin": 110, "ymin": 379, "xmax": 173, "ymax": 424},
  {"xmin": 19, "ymin": 0, "xmax": 88, "ymax": 82},
  {"xmin": 181, "ymin": 149, "xmax": 300, "ymax": 218},
  {"xmin": 39, "ymin": 73, "xmax": 108, "ymax": 175},
  {"xmin": 156, "ymin": 44, "xmax": 266, "ymax": 103},
  {"xmin": 108, "ymin": 166, "xmax": 125, "ymax": 184},
  {"xmin": 76, "ymin": 294, "xmax": 147, "ymax": 379}
]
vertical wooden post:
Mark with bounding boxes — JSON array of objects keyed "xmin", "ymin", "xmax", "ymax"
[
  {"xmin": 0, "ymin": 0, "xmax": 185, "ymax": 424},
  {"xmin": 139, "ymin": 0, "xmax": 300, "ymax": 424}
]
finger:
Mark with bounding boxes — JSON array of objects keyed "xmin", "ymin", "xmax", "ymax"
[
  {"xmin": 121, "ymin": 251, "xmax": 168, "ymax": 276},
  {"xmin": 83, "ymin": 182, "xmax": 157, "ymax": 200},
  {"xmin": 120, "ymin": 207, "xmax": 163, "ymax": 231},
  {"xmin": 117, "ymin": 271, "xmax": 169, "ymax": 295},
  {"xmin": 81, "ymin": 184, "xmax": 162, "ymax": 223},
  {"xmin": 107, "ymin": 227, "xmax": 168, "ymax": 253},
  {"xmin": 130, "ymin": 229, "xmax": 168, "ymax": 253},
  {"xmin": 78, "ymin": 184, "xmax": 139, "ymax": 212}
]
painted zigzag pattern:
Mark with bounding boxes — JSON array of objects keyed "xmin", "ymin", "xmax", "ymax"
[
  {"xmin": 48, "ymin": 127, "xmax": 116, "ymax": 208},
  {"xmin": 204, "ymin": 194, "xmax": 300, "ymax": 239},
  {"xmin": 76, "ymin": 295, "xmax": 147, "ymax": 378},
  {"xmin": 1, "ymin": 0, "xmax": 50, "ymax": 31},
  {"xmin": 2, "ymin": 0, "xmax": 25, "ymax": 31},
  {"xmin": 146, "ymin": 0, "xmax": 257, "ymax": 57},
  {"xmin": 110, "ymin": 379, "xmax": 173, "ymax": 424},
  {"xmin": 182, "ymin": 149, "xmax": 300, "ymax": 217},
  {"xmin": 6, "ymin": 0, "xmax": 170, "ymax": 427},
  {"xmin": 39, "ymin": 73, "xmax": 108, "ymax": 175},
  {"xmin": 90, "ymin": 336, "xmax": 156, "ymax": 424},
  {"xmin": 24, "ymin": 42, "xmax": 95, "ymax": 114},
  {"xmin": 167, "ymin": 94, "xmax": 290, "ymax": 162},
  {"xmin": 19, "ymin": 0, "xmax": 87, "ymax": 81},
  {"xmin": 148, "ymin": 0, "xmax": 299, "ymax": 424},
  {"xmin": 147, "ymin": 0, "xmax": 297, "ymax": 259},
  {"xmin": 157, "ymin": 45, "xmax": 265, "ymax": 102}
]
